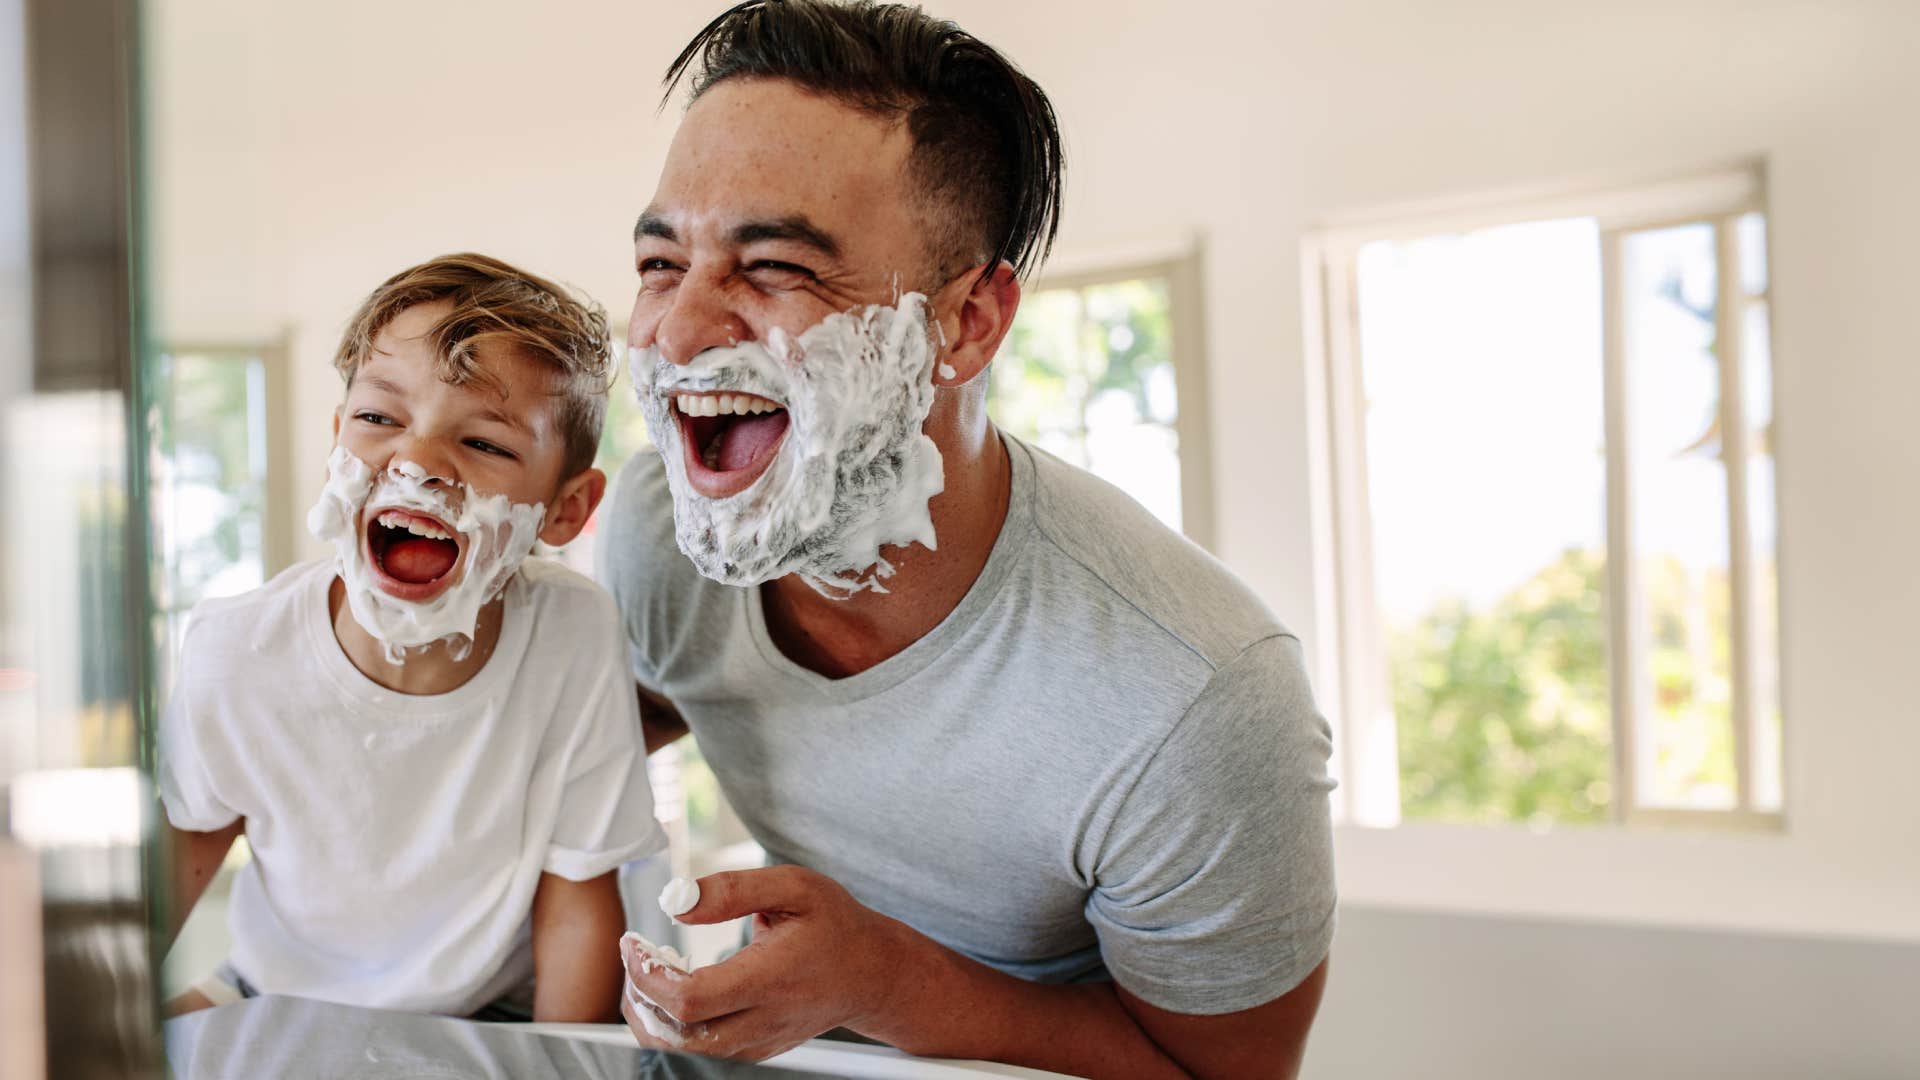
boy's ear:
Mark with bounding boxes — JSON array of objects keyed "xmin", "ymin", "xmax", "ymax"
[
  {"xmin": 538, "ymin": 466, "xmax": 607, "ymax": 548},
  {"xmin": 930, "ymin": 261, "xmax": 1021, "ymax": 388}
]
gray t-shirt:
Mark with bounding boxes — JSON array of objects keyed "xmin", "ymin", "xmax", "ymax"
[{"xmin": 597, "ymin": 435, "xmax": 1336, "ymax": 1015}]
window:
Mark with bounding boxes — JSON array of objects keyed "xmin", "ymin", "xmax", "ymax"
[
  {"xmin": 148, "ymin": 343, "xmax": 291, "ymax": 679},
  {"xmin": 991, "ymin": 253, "xmax": 1213, "ymax": 547},
  {"xmin": 1308, "ymin": 166, "xmax": 1781, "ymax": 829}
]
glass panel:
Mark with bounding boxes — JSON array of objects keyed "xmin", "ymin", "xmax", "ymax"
[
  {"xmin": 1355, "ymin": 218, "xmax": 1613, "ymax": 826},
  {"xmin": 1621, "ymin": 223, "xmax": 1737, "ymax": 810},
  {"xmin": 1737, "ymin": 211, "xmax": 1768, "ymax": 296},
  {"xmin": 994, "ymin": 277, "xmax": 1183, "ymax": 533},
  {"xmin": 1743, "ymin": 296, "xmax": 1783, "ymax": 812},
  {"xmin": 150, "ymin": 352, "xmax": 269, "ymax": 676}
]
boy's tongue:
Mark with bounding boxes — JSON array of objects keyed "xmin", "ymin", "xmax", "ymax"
[
  {"xmin": 384, "ymin": 537, "xmax": 459, "ymax": 584},
  {"xmin": 714, "ymin": 411, "xmax": 790, "ymax": 471}
]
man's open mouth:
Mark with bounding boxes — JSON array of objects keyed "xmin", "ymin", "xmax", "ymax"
[
  {"xmin": 363, "ymin": 507, "xmax": 463, "ymax": 600},
  {"xmin": 674, "ymin": 391, "xmax": 790, "ymax": 499}
]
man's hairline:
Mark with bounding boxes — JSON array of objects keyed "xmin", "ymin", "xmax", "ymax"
[{"xmin": 650, "ymin": 74, "xmax": 991, "ymax": 285}]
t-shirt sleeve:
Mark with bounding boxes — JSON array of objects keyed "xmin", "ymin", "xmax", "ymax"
[
  {"xmin": 594, "ymin": 452, "xmax": 669, "ymax": 693},
  {"xmin": 1085, "ymin": 633, "xmax": 1337, "ymax": 1016},
  {"xmin": 155, "ymin": 617, "xmax": 243, "ymax": 833},
  {"xmin": 543, "ymin": 609, "xmax": 670, "ymax": 881}
]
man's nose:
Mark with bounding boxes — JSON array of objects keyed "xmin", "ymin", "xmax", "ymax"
[{"xmin": 653, "ymin": 272, "xmax": 749, "ymax": 366}]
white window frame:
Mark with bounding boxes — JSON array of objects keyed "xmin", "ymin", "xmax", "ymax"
[
  {"xmin": 1013, "ymin": 245, "xmax": 1216, "ymax": 551},
  {"xmin": 1303, "ymin": 163, "xmax": 1783, "ymax": 831}
]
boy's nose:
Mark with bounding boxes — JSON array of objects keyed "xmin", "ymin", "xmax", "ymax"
[
  {"xmin": 654, "ymin": 273, "xmax": 749, "ymax": 366},
  {"xmin": 387, "ymin": 443, "xmax": 458, "ymax": 489}
]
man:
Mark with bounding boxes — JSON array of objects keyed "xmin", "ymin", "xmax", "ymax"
[{"xmin": 598, "ymin": 2, "xmax": 1336, "ymax": 1076}]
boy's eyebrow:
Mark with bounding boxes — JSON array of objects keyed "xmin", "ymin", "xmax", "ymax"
[
  {"xmin": 360, "ymin": 374, "xmax": 405, "ymax": 396},
  {"xmin": 475, "ymin": 404, "xmax": 532, "ymax": 436}
]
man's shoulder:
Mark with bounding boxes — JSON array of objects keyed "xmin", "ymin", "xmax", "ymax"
[{"xmin": 1015, "ymin": 440, "xmax": 1286, "ymax": 670}]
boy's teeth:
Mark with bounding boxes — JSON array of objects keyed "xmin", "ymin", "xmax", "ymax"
[
  {"xmin": 676, "ymin": 392, "xmax": 779, "ymax": 417},
  {"xmin": 376, "ymin": 510, "xmax": 452, "ymax": 541}
]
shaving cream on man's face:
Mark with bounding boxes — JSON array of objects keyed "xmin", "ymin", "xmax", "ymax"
[
  {"xmin": 628, "ymin": 293, "xmax": 946, "ymax": 597},
  {"xmin": 307, "ymin": 446, "xmax": 546, "ymax": 664}
]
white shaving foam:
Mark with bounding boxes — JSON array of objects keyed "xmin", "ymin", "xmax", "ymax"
[
  {"xmin": 658, "ymin": 877, "xmax": 700, "ymax": 919},
  {"xmin": 629, "ymin": 294, "xmax": 945, "ymax": 597},
  {"xmin": 307, "ymin": 446, "xmax": 546, "ymax": 664},
  {"xmin": 620, "ymin": 930, "xmax": 703, "ymax": 1045}
]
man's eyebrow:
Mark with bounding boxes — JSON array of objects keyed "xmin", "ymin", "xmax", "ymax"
[
  {"xmin": 731, "ymin": 217, "xmax": 841, "ymax": 259},
  {"xmin": 634, "ymin": 212, "xmax": 677, "ymax": 243}
]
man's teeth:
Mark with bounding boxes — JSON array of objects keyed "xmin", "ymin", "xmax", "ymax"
[
  {"xmin": 676, "ymin": 393, "xmax": 779, "ymax": 417},
  {"xmin": 375, "ymin": 510, "xmax": 452, "ymax": 541}
]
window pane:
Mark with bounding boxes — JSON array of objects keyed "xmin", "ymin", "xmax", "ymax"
[
  {"xmin": 994, "ymin": 277, "xmax": 1183, "ymax": 533},
  {"xmin": 1737, "ymin": 212, "xmax": 1768, "ymax": 297},
  {"xmin": 1743, "ymin": 296, "xmax": 1783, "ymax": 812},
  {"xmin": 1355, "ymin": 219, "xmax": 1613, "ymax": 826},
  {"xmin": 1620, "ymin": 224, "xmax": 1737, "ymax": 810},
  {"xmin": 152, "ymin": 354, "xmax": 268, "ymax": 607}
]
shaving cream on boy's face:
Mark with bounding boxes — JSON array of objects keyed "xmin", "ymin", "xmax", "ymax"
[
  {"xmin": 307, "ymin": 446, "xmax": 546, "ymax": 663},
  {"xmin": 629, "ymin": 293, "xmax": 947, "ymax": 597}
]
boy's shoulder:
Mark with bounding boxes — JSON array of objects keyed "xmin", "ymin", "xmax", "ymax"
[
  {"xmin": 512, "ymin": 556, "xmax": 622, "ymax": 626},
  {"xmin": 502, "ymin": 557, "xmax": 631, "ymax": 669},
  {"xmin": 182, "ymin": 559, "xmax": 331, "ymax": 651}
]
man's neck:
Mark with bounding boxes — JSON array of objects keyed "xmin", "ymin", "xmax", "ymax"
[
  {"xmin": 759, "ymin": 425, "xmax": 1013, "ymax": 680},
  {"xmin": 328, "ymin": 577, "xmax": 506, "ymax": 695}
]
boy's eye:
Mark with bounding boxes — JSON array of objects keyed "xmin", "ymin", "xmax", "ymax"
[
  {"xmin": 465, "ymin": 439, "xmax": 516, "ymax": 459},
  {"xmin": 355, "ymin": 411, "xmax": 395, "ymax": 426}
]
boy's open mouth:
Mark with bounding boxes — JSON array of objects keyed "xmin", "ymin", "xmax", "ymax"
[
  {"xmin": 363, "ymin": 507, "xmax": 463, "ymax": 600},
  {"xmin": 674, "ymin": 390, "xmax": 789, "ymax": 499}
]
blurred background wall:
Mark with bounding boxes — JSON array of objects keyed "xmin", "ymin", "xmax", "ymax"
[{"xmin": 142, "ymin": 2, "xmax": 1920, "ymax": 1076}]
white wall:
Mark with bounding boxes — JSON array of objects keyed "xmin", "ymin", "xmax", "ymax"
[{"xmin": 149, "ymin": 0, "xmax": 1920, "ymax": 1066}]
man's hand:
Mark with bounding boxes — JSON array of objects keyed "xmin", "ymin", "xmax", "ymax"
[
  {"xmin": 617, "ymin": 864, "xmax": 1322, "ymax": 1078},
  {"xmin": 618, "ymin": 866, "xmax": 904, "ymax": 1060}
]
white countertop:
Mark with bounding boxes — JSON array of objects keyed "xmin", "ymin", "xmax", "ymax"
[{"xmin": 515, "ymin": 1022, "xmax": 1076, "ymax": 1078}]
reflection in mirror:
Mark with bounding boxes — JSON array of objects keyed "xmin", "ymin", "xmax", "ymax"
[{"xmin": 164, "ymin": 995, "xmax": 820, "ymax": 1080}]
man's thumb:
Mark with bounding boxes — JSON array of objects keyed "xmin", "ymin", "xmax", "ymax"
[{"xmin": 657, "ymin": 867, "xmax": 813, "ymax": 925}]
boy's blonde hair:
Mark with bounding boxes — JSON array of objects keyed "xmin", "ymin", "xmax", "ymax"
[{"xmin": 335, "ymin": 253, "xmax": 615, "ymax": 476}]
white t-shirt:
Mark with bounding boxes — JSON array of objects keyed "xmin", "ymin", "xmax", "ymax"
[{"xmin": 157, "ymin": 557, "xmax": 667, "ymax": 1016}]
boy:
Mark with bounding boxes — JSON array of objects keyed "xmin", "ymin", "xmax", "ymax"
[{"xmin": 158, "ymin": 253, "xmax": 666, "ymax": 1022}]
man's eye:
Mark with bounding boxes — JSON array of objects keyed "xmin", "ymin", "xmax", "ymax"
[
  {"xmin": 355, "ymin": 411, "xmax": 394, "ymax": 426},
  {"xmin": 746, "ymin": 260, "xmax": 814, "ymax": 285},
  {"xmin": 465, "ymin": 439, "xmax": 516, "ymax": 459},
  {"xmin": 638, "ymin": 259, "xmax": 684, "ymax": 291}
]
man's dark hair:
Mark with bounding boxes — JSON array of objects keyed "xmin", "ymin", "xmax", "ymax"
[{"xmin": 664, "ymin": 0, "xmax": 1064, "ymax": 285}]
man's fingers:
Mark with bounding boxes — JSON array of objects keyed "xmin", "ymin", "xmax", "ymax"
[
  {"xmin": 626, "ymin": 935, "xmax": 787, "ymax": 1025},
  {"xmin": 665, "ymin": 866, "xmax": 821, "ymax": 926},
  {"xmin": 621, "ymin": 993, "xmax": 786, "ymax": 1063}
]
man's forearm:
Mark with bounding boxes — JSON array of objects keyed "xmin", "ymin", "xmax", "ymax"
[{"xmin": 854, "ymin": 918, "xmax": 1187, "ymax": 1080}]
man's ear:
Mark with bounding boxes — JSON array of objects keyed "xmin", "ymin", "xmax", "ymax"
[
  {"xmin": 930, "ymin": 261, "xmax": 1021, "ymax": 388},
  {"xmin": 538, "ymin": 466, "xmax": 607, "ymax": 547}
]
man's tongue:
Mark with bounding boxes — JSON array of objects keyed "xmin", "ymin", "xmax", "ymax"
[
  {"xmin": 384, "ymin": 537, "xmax": 459, "ymax": 584},
  {"xmin": 713, "ymin": 411, "xmax": 791, "ymax": 472}
]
